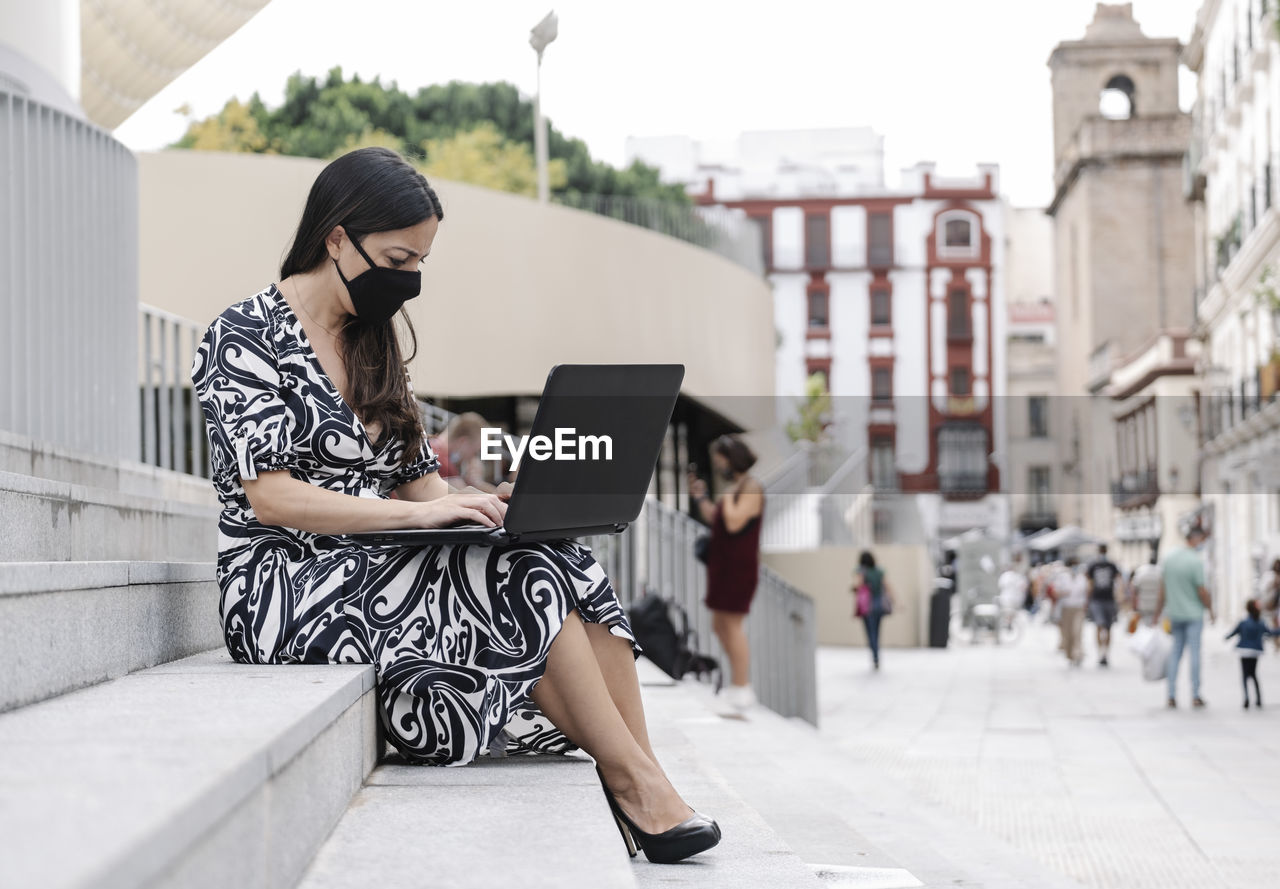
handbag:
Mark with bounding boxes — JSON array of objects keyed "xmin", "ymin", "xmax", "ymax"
[
  {"xmin": 855, "ymin": 583, "xmax": 872, "ymax": 618},
  {"xmin": 694, "ymin": 532, "xmax": 711, "ymax": 564}
]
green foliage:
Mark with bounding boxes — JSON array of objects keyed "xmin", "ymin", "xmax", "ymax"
[
  {"xmin": 421, "ymin": 122, "xmax": 566, "ymax": 196},
  {"xmin": 785, "ymin": 373, "xmax": 832, "ymax": 443},
  {"xmin": 1254, "ymin": 263, "xmax": 1280, "ymax": 313},
  {"xmin": 171, "ymin": 69, "xmax": 684, "ymax": 201},
  {"xmin": 172, "ymin": 98, "xmax": 271, "ymax": 153}
]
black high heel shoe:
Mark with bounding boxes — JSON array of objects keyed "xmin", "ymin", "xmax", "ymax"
[{"xmin": 595, "ymin": 766, "xmax": 721, "ymax": 864}]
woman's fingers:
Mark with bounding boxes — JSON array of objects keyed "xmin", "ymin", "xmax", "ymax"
[
  {"xmin": 495, "ymin": 481, "xmax": 515, "ymax": 501},
  {"xmin": 458, "ymin": 506, "xmax": 497, "ymax": 527},
  {"xmin": 455, "ymin": 491, "xmax": 506, "ymax": 524}
]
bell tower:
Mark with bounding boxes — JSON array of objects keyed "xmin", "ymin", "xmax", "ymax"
[{"xmin": 1046, "ymin": 3, "xmax": 1195, "ymax": 533}]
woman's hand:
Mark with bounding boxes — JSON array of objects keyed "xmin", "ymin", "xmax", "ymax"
[
  {"xmin": 407, "ymin": 489, "xmax": 508, "ymax": 529},
  {"xmin": 688, "ymin": 473, "xmax": 708, "ymax": 501},
  {"xmin": 495, "ymin": 481, "xmax": 514, "ymax": 502}
]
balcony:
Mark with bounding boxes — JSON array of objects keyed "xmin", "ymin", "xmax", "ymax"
[
  {"xmin": 1018, "ymin": 510, "xmax": 1059, "ymax": 533},
  {"xmin": 939, "ymin": 470, "xmax": 989, "ymax": 497},
  {"xmin": 1111, "ymin": 468, "xmax": 1159, "ymax": 509},
  {"xmin": 1202, "ymin": 371, "xmax": 1276, "ymax": 443}
]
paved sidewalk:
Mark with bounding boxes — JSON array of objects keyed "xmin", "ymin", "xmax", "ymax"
[{"xmin": 816, "ymin": 617, "xmax": 1280, "ymax": 889}]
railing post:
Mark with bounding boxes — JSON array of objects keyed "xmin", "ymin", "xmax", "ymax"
[{"xmin": 142, "ymin": 312, "xmax": 156, "ymax": 466}]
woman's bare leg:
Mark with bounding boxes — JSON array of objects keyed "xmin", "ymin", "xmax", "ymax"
[
  {"xmin": 712, "ymin": 609, "xmax": 751, "ymax": 687},
  {"xmin": 582, "ymin": 620, "xmax": 657, "ymax": 763},
  {"xmin": 532, "ymin": 609, "xmax": 693, "ymax": 833}
]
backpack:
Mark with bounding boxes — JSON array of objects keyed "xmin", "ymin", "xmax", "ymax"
[{"xmin": 626, "ymin": 590, "xmax": 722, "ymax": 689}]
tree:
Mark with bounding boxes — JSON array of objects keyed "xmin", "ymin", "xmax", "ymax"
[
  {"xmin": 420, "ymin": 122, "xmax": 566, "ymax": 196},
  {"xmin": 786, "ymin": 373, "xmax": 833, "ymax": 443},
  {"xmin": 173, "ymin": 98, "xmax": 271, "ymax": 153},
  {"xmin": 170, "ymin": 69, "xmax": 684, "ymax": 201}
]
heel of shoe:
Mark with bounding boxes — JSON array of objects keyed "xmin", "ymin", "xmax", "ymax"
[{"xmin": 609, "ymin": 805, "xmax": 639, "ymax": 858}]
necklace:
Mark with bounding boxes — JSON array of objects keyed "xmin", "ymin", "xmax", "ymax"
[{"xmin": 289, "ymin": 278, "xmax": 342, "ymax": 339}]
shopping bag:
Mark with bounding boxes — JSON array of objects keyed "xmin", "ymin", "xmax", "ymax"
[
  {"xmin": 1127, "ymin": 625, "xmax": 1157, "ymax": 659},
  {"xmin": 1141, "ymin": 630, "xmax": 1171, "ymax": 682}
]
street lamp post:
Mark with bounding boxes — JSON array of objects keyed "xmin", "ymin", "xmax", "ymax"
[{"xmin": 529, "ymin": 10, "xmax": 558, "ymax": 204}]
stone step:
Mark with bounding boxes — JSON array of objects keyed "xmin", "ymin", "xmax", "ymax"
[
  {"xmin": 0, "ymin": 560, "xmax": 221, "ymax": 712},
  {"xmin": 0, "ymin": 428, "xmax": 217, "ymax": 506},
  {"xmin": 631, "ymin": 690, "xmax": 834, "ymax": 889},
  {"xmin": 297, "ymin": 755, "xmax": 639, "ymax": 889},
  {"xmin": 0, "ymin": 649, "xmax": 378, "ymax": 889},
  {"xmin": 0, "ymin": 470, "xmax": 218, "ymax": 562},
  {"xmin": 297, "ymin": 658, "xmax": 829, "ymax": 889},
  {"xmin": 657, "ymin": 674, "xmax": 1086, "ymax": 889}
]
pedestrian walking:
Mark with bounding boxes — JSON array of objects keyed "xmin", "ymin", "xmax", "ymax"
[
  {"xmin": 1225, "ymin": 599, "xmax": 1280, "ymax": 709},
  {"xmin": 998, "ymin": 558, "xmax": 1028, "ymax": 614},
  {"xmin": 1129, "ymin": 556, "xmax": 1162, "ymax": 626},
  {"xmin": 1057, "ymin": 557, "xmax": 1088, "ymax": 667},
  {"xmin": 1155, "ymin": 525, "xmax": 1215, "ymax": 709},
  {"xmin": 1260, "ymin": 558, "xmax": 1280, "ymax": 652},
  {"xmin": 191, "ymin": 146, "xmax": 718, "ymax": 863},
  {"xmin": 689, "ymin": 435, "xmax": 764, "ymax": 710},
  {"xmin": 852, "ymin": 551, "xmax": 896, "ymax": 671},
  {"xmin": 1085, "ymin": 544, "xmax": 1122, "ymax": 666}
]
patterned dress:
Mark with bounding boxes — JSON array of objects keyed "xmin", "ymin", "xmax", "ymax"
[{"xmin": 190, "ymin": 284, "xmax": 638, "ymax": 765}]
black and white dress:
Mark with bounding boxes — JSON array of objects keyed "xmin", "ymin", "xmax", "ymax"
[{"xmin": 190, "ymin": 284, "xmax": 638, "ymax": 765}]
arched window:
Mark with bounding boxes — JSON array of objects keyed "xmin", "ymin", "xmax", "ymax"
[
  {"xmin": 1099, "ymin": 74, "xmax": 1135, "ymax": 120},
  {"xmin": 937, "ymin": 210, "xmax": 980, "ymax": 259}
]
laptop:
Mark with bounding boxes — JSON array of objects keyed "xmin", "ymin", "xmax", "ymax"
[{"xmin": 346, "ymin": 363, "xmax": 684, "ymax": 546}]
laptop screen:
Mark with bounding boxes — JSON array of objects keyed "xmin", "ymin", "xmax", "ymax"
[{"xmin": 499, "ymin": 364, "xmax": 683, "ymax": 534}]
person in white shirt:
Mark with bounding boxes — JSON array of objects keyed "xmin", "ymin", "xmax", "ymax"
[
  {"xmin": 998, "ymin": 562, "xmax": 1028, "ymax": 613},
  {"xmin": 1057, "ymin": 557, "xmax": 1088, "ymax": 666},
  {"xmin": 1130, "ymin": 557, "xmax": 1162, "ymax": 625}
]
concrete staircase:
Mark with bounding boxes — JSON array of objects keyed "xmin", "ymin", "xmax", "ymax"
[{"xmin": 0, "ymin": 429, "xmax": 1082, "ymax": 889}]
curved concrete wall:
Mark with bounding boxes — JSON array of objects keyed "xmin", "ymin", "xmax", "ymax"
[{"xmin": 138, "ymin": 151, "xmax": 775, "ymax": 424}]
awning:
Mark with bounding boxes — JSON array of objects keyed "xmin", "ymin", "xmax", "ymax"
[{"xmin": 1027, "ymin": 525, "xmax": 1102, "ymax": 552}]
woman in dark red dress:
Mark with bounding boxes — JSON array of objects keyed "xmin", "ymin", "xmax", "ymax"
[{"xmin": 689, "ymin": 435, "xmax": 764, "ymax": 710}]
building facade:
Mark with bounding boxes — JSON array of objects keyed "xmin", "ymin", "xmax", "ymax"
[
  {"xmin": 1187, "ymin": 0, "xmax": 1280, "ymax": 620},
  {"xmin": 629, "ymin": 130, "xmax": 1008, "ymax": 541},
  {"xmin": 1007, "ymin": 300, "xmax": 1061, "ymax": 536},
  {"xmin": 1047, "ymin": 3, "xmax": 1198, "ymax": 556}
]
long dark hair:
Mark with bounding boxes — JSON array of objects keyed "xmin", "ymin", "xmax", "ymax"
[
  {"xmin": 280, "ymin": 147, "xmax": 444, "ymax": 464},
  {"xmin": 711, "ymin": 434, "xmax": 758, "ymax": 475}
]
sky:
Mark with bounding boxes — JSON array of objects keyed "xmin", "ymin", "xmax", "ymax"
[{"xmin": 113, "ymin": 0, "xmax": 1208, "ymax": 208}]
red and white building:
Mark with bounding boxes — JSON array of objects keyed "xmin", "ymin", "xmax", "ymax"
[{"xmin": 629, "ymin": 130, "xmax": 1008, "ymax": 539}]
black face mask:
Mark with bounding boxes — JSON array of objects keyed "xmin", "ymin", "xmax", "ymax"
[
  {"xmin": 334, "ymin": 232, "xmax": 422, "ymax": 326},
  {"xmin": 719, "ymin": 465, "xmax": 736, "ymax": 481}
]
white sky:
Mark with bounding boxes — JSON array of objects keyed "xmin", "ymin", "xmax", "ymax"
[{"xmin": 113, "ymin": 0, "xmax": 1207, "ymax": 208}]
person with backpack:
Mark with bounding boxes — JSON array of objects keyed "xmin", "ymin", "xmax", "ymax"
[{"xmin": 852, "ymin": 551, "xmax": 896, "ymax": 671}]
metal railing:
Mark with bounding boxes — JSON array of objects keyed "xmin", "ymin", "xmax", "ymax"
[
  {"xmin": 761, "ymin": 443, "xmax": 872, "ymax": 551},
  {"xmin": 553, "ymin": 193, "xmax": 763, "ymax": 276},
  {"xmin": 1, "ymin": 87, "xmax": 139, "ymax": 462},
  {"xmin": 586, "ymin": 496, "xmax": 818, "ymax": 725},
  {"xmin": 139, "ymin": 304, "xmax": 208, "ymax": 477},
  {"xmin": 1110, "ymin": 468, "xmax": 1159, "ymax": 508},
  {"xmin": 761, "ymin": 447, "xmax": 810, "ymax": 495}
]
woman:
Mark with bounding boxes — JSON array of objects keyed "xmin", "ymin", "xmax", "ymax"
[
  {"xmin": 688, "ymin": 435, "xmax": 764, "ymax": 710},
  {"xmin": 1056, "ymin": 557, "xmax": 1088, "ymax": 667},
  {"xmin": 189, "ymin": 147, "xmax": 718, "ymax": 864},
  {"xmin": 852, "ymin": 551, "xmax": 895, "ymax": 670}
]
